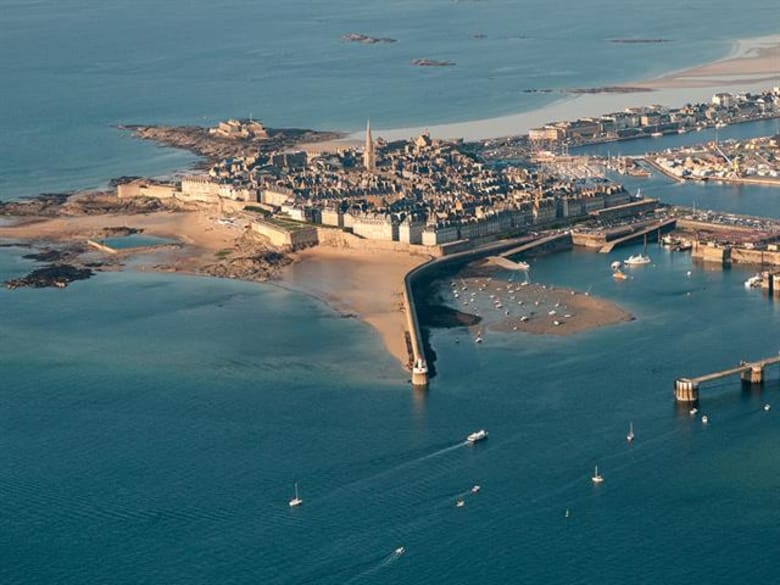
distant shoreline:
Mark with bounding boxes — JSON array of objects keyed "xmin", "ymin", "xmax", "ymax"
[{"xmin": 349, "ymin": 34, "xmax": 780, "ymax": 142}]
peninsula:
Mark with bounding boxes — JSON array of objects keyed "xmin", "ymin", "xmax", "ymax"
[{"xmin": 2, "ymin": 87, "xmax": 779, "ymax": 384}]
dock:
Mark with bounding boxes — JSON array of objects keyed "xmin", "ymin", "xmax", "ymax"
[
  {"xmin": 598, "ymin": 219, "xmax": 676, "ymax": 253},
  {"xmin": 674, "ymin": 354, "xmax": 780, "ymax": 402}
]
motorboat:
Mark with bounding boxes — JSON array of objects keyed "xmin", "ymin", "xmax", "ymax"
[
  {"xmin": 394, "ymin": 547, "xmax": 406, "ymax": 556},
  {"xmin": 764, "ymin": 404, "xmax": 772, "ymax": 412},
  {"xmin": 701, "ymin": 415, "xmax": 709, "ymax": 424},
  {"xmin": 591, "ymin": 465, "xmax": 604, "ymax": 483},
  {"xmin": 289, "ymin": 482, "xmax": 303, "ymax": 507},
  {"xmin": 744, "ymin": 274, "xmax": 762, "ymax": 288},
  {"xmin": 689, "ymin": 407, "xmax": 698, "ymax": 416},
  {"xmin": 612, "ymin": 270, "xmax": 628, "ymax": 280},
  {"xmin": 471, "ymin": 485, "xmax": 481, "ymax": 494},
  {"xmin": 516, "ymin": 260, "xmax": 531, "ymax": 271},
  {"xmin": 624, "ymin": 254, "xmax": 651, "ymax": 266},
  {"xmin": 626, "ymin": 422, "xmax": 635, "ymax": 443},
  {"xmin": 466, "ymin": 429, "xmax": 488, "ymax": 443},
  {"xmin": 456, "ymin": 499, "xmax": 465, "ymax": 508},
  {"xmin": 475, "ymin": 333, "xmax": 483, "ymax": 344},
  {"xmin": 610, "ymin": 260, "xmax": 622, "ymax": 271}
]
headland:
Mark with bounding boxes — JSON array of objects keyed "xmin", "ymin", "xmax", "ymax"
[{"xmin": 2, "ymin": 78, "xmax": 779, "ymax": 385}]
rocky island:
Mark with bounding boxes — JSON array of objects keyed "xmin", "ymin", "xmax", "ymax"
[
  {"xmin": 609, "ymin": 38, "xmax": 672, "ymax": 44},
  {"xmin": 412, "ymin": 59, "xmax": 456, "ymax": 67},
  {"xmin": 341, "ymin": 33, "xmax": 397, "ymax": 44}
]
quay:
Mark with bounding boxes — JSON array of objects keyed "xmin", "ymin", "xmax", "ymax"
[
  {"xmin": 598, "ymin": 219, "xmax": 676, "ymax": 253},
  {"xmin": 674, "ymin": 354, "xmax": 780, "ymax": 402}
]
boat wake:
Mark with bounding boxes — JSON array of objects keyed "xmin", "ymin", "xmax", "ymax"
[
  {"xmin": 315, "ymin": 441, "xmax": 470, "ymax": 504},
  {"xmin": 342, "ymin": 549, "xmax": 405, "ymax": 584}
]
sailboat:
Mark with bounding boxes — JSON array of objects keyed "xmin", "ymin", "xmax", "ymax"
[
  {"xmin": 289, "ymin": 482, "xmax": 303, "ymax": 507},
  {"xmin": 591, "ymin": 465, "xmax": 604, "ymax": 483},
  {"xmin": 626, "ymin": 422, "xmax": 635, "ymax": 443}
]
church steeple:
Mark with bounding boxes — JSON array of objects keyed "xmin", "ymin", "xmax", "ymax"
[{"xmin": 363, "ymin": 119, "xmax": 376, "ymax": 172}]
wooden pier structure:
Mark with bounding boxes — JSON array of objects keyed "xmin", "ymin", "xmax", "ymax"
[{"xmin": 674, "ymin": 354, "xmax": 780, "ymax": 402}]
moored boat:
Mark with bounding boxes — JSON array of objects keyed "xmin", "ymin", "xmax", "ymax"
[{"xmin": 625, "ymin": 254, "xmax": 651, "ymax": 266}]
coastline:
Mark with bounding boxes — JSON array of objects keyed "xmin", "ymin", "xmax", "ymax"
[
  {"xmin": 349, "ymin": 34, "xmax": 780, "ymax": 142},
  {"xmin": 279, "ymin": 246, "xmax": 428, "ymax": 369}
]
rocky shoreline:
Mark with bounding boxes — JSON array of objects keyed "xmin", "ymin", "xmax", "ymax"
[
  {"xmin": 118, "ymin": 124, "xmax": 342, "ymax": 168},
  {"xmin": 5, "ymin": 264, "xmax": 94, "ymax": 290}
]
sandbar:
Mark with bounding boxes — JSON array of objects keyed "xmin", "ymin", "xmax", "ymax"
[{"xmin": 438, "ymin": 271, "xmax": 632, "ymax": 338}]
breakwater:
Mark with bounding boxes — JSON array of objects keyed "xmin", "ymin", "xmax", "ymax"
[{"xmin": 402, "ymin": 232, "xmax": 573, "ymax": 387}]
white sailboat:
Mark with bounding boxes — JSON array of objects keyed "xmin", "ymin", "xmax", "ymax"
[
  {"xmin": 626, "ymin": 422, "xmax": 635, "ymax": 443},
  {"xmin": 591, "ymin": 465, "xmax": 604, "ymax": 483},
  {"xmin": 289, "ymin": 482, "xmax": 303, "ymax": 507}
]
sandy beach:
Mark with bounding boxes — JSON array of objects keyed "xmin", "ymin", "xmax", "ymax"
[
  {"xmin": 280, "ymin": 246, "xmax": 428, "ymax": 368},
  {"xmin": 353, "ymin": 35, "xmax": 780, "ymax": 142},
  {"xmin": 438, "ymin": 272, "xmax": 633, "ymax": 338}
]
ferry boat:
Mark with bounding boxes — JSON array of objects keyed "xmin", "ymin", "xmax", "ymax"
[
  {"xmin": 466, "ymin": 429, "xmax": 488, "ymax": 443},
  {"xmin": 624, "ymin": 254, "xmax": 651, "ymax": 266}
]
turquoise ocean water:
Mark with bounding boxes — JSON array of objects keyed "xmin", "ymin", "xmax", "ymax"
[{"xmin": 3, "ymin": 1, "xmax": 780, "ymax": 583}]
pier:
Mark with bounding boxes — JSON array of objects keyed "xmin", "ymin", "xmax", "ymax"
[
  {"xmin": 598, "ymin": 219, "xmax": 676, "ymax": 253},
  {"xmin": 674, "ymin": 354, "xmax": 780, "ymax": 402}
]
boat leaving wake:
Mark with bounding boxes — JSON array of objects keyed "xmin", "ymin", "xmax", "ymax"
[{"xmin": 343, "ymin": 548, "xmax": 406, "ymax": 584}]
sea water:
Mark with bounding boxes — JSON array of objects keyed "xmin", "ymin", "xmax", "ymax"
[
  {"xmin": 2, "ymin": 0, "xmax": 780, "ymax": 198},
  {"xmin": 3, "ymin": 0, "xmax": 780, "ymax": 582},
  {"xmin": 3, "ymin": 210, "xmax": 780, "ymax": 583}
]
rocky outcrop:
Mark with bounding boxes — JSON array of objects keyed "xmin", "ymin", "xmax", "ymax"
[
  {"xmin": 341, "ymin": 33, "xmax": 397, "ymax": 44},
  {"xmin": 119, "ymin": 124, "xmax": 342, "ymax": 168},
  {"xmin": 5, "ymin": 264, "xmax": 94, "ymax": 289}
]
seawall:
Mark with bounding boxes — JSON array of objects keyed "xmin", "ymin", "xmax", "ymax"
[{"xmin": 402, "ymin": 232, "xmax": 573, "ymax": 387}]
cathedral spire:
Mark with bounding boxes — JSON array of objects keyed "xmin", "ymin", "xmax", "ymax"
[{"xmin": 363, "ymin": 119, "xmax": 376, "ymax": 172}]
